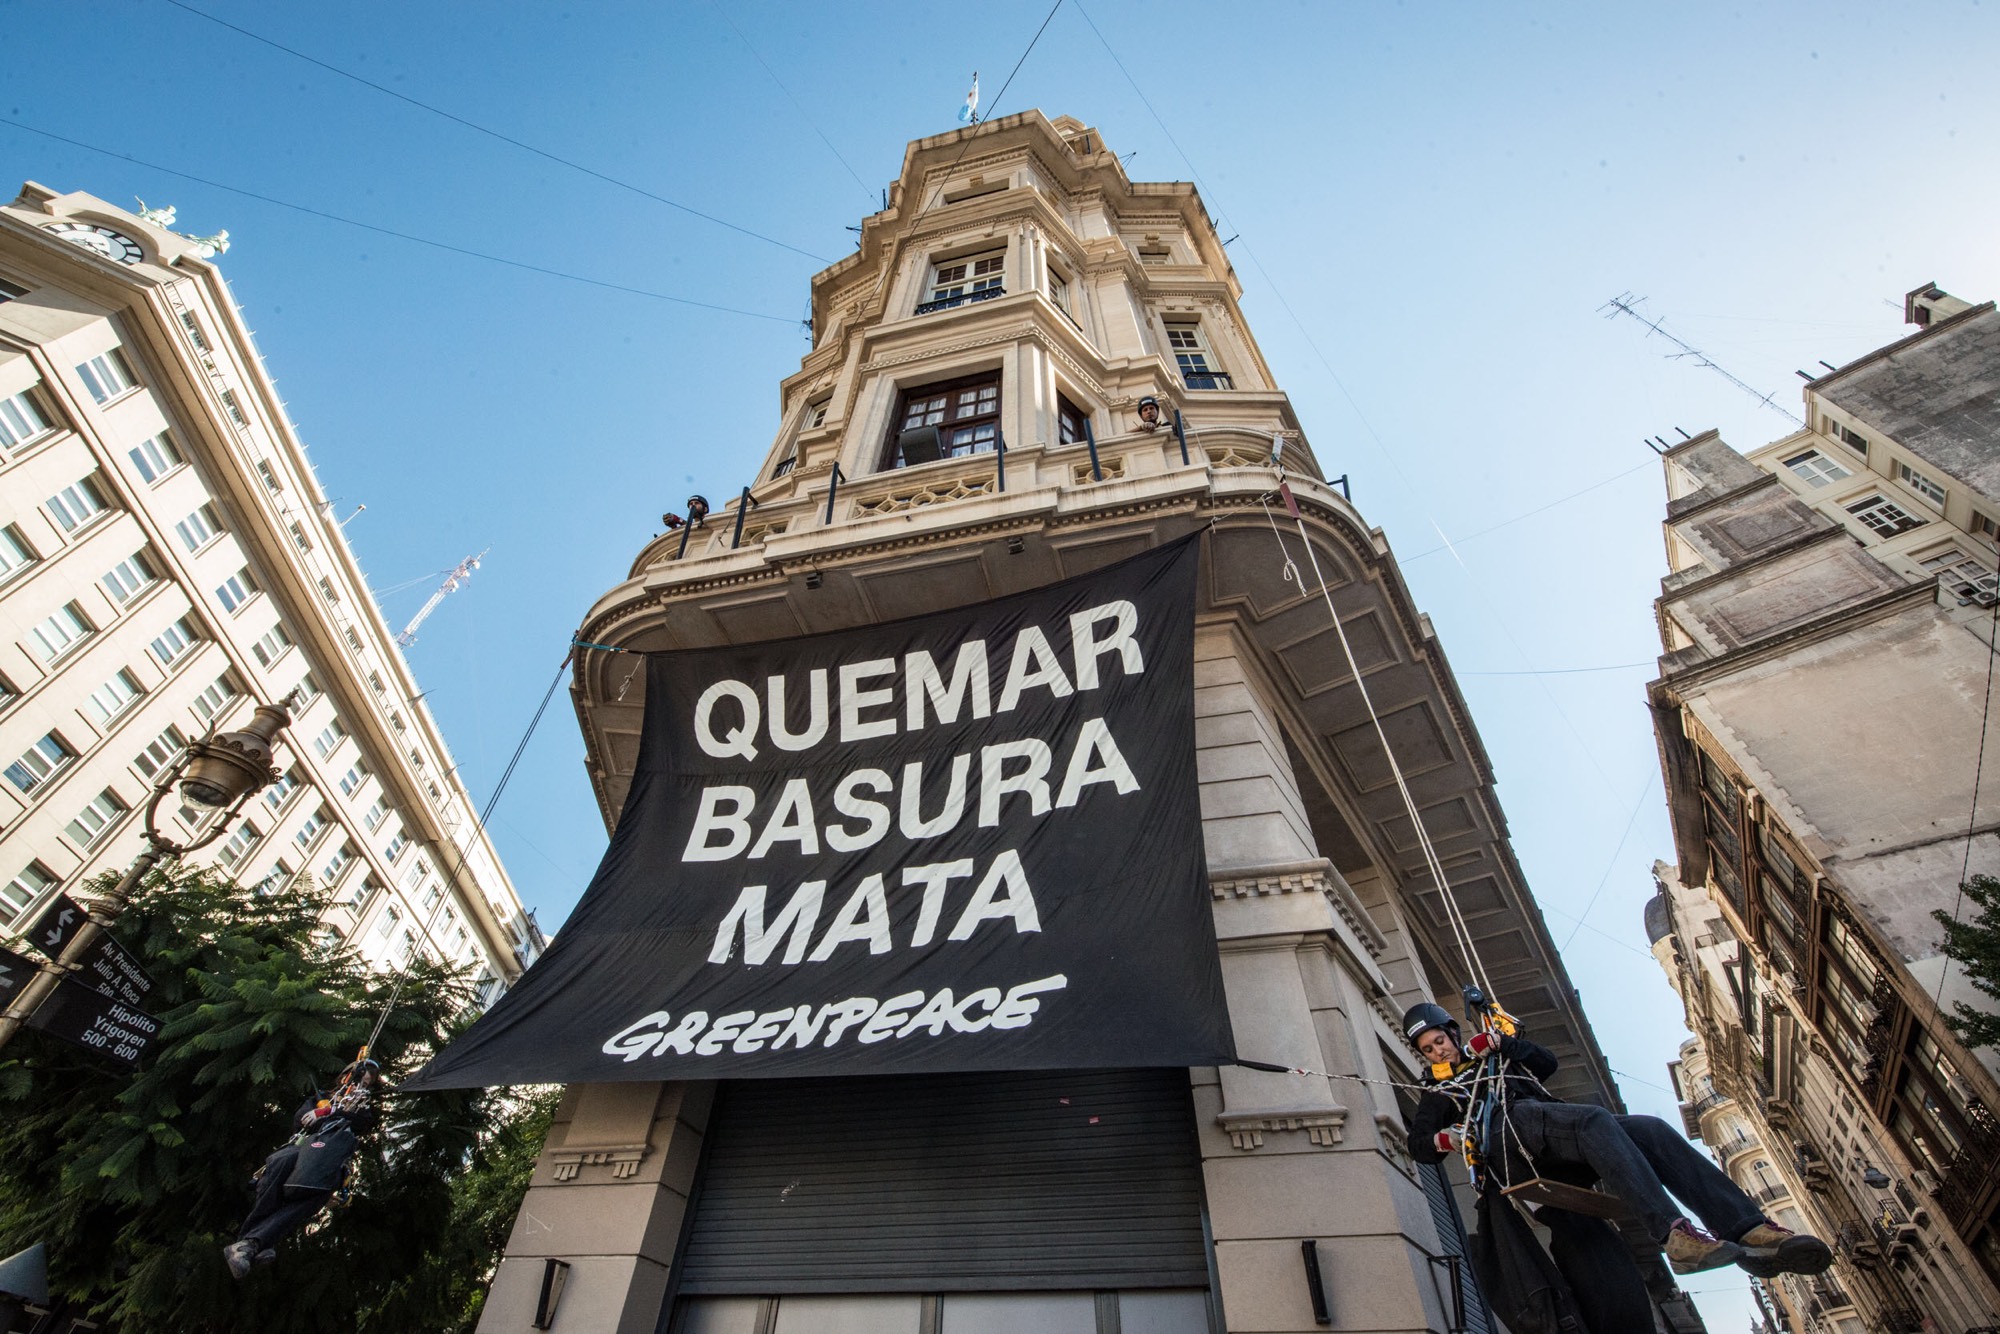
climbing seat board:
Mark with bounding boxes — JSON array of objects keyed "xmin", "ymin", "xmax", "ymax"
[
  {"xmin": 674, "ymin": 1067, "xmax": 1209, "ymax": 1294},
  {"xmin": 1501, "ymin": 1178, "xmax": 1626, "ymax": 1219}
]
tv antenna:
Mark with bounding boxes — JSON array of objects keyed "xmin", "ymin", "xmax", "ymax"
[
  {"xmin": 1600, "ymin": 293, "xmax": 1804, "ymax": 428},
  {"xmin": 396, "ymin": 548, "xmax": 488, "ymax": 647}
]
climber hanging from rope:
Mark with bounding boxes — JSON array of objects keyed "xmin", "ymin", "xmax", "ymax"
[
  {"xmin": 1400, "ymin": 998, "xmax": 1833, "ymax": 1279},
  {"xmin": 222, "ymin": 1054, "xmax": 385, "ymax": 1279}
]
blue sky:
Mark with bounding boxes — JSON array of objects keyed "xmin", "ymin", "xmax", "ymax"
[{"xmin": 8, "ymin": 1, "xmax": 1998, "ymax": 1322}]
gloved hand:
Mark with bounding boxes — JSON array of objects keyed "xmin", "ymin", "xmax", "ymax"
[
  {"xmin": 1433, "ymin": 1127, "xmax": 1463, "ymax": 1156},
  {"xmin": 1465, "ymin": 1032, "xmax": 1500, "ymax": 1059}
]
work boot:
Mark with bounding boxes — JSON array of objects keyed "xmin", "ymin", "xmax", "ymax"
[
  {"xmin": 1736, "ymin": 1222, "xmax": 1833, "ymax": 1277},
  {"xmin": 222, "ymin": 1240, "xmax": 257, "ymax": 1280},
  {"xmin": 1663, "ymin": 1219, "xmax": 1743, "ymax": 1274}
]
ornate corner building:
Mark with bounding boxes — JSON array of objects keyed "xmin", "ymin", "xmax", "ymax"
[
  {"xmin": 0, "ymin": 187, "xmax": 539, "ymax": 999},
  {"xmin": 1645, "ymin": 285, "xmax": 2000, "ymax": 1332},
  {"xmin": 475, "ymin": 113, "xmax": 1702, "ymax": 1334}
]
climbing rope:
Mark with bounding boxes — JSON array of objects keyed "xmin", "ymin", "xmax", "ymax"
[
  {"xmin": 1255, "ymin": 491, "xmax": 1494, "ymax": 1000},
  {"xmin": 361, "ymin": 653, "xmax": 573, "ymax": 1055}
]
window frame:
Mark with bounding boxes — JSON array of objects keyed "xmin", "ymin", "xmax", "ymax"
[
  {"xmin": 84, "ymin": 668, "xmax": 143, "ymax": 725},
  {"xmin": 2, "ymin": 861, "xmax": 59, "ymax": 926},
  {"xmin": 149, "ymin": 616, "xmax": 200, "ymax": 669},
  {"xmin": 0, "ymin": 525, "xmax": 38, "ymax": 585},
  {"xmin": 1164, "ymin": 320, "xmax": 1231, "ymax": 390},
  {"xmin": 1057, "ymin": 393, "xmax": 1091, "ymax": 447},
  {"xmin": 1845, "ymin": 493, "xmax": 1927, "ymax": 539},
  {"xmin": 215, "ymin": 566, "xmax": 259, "ymax": 614},
  {"xmin": 174, "ymin": 504, "xmax": 224, "ymax": 554},
  {"xmin": 1780, "ymin": 449, "xmax": 1851, "ymax": 489},
  {"xmin": 6, "ymin": 730, "xmax": 76, "ymax": 796},
  {"xmin": 128, "ymin": 432, "xmax": 184, "ymax": 484},
  {"xmin": 1893, "ymin": 460, "xmax": 1946, "ymax": 508},
  {"xmin": 0, "ymin": 384, "xmax": 57, "ymax": 452},
  {"xmin": 29, "ymin": 601, "xmax": 94, "ymax": 663},
  {"xmin": 102, "ymin": 548, "xmax": 159, "ymax": 606},
  {"xmin": 76, "ymin": 348, "xmax": 138, "ymax": 405},
  {"xmin": 918, "ymin": 249, "xmax": 1006, "ymax": 314},
  {"xmin": 46, "ymin": 475, "xmax": 111, "ymax": 533},
  {"xmin": 65, "ymin": 786, "xmax": 129, "ymax": 848},
  {"xmin": 882, "ymin": 369, "xmax": 1003, "ymax": 470}
]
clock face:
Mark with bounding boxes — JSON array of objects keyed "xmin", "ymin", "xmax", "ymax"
[{"xmin": 42, "ymin": 221, "xmax": 145, "ymax": 265}]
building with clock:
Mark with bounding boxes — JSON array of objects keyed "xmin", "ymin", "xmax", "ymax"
[
  {"xmin": 0, "ymin": 184, "xmax": 540, "ymax": 1000},
  {"xmin": 468, "ymin": 113, "xmax": 1703, "ymax": 1334}
]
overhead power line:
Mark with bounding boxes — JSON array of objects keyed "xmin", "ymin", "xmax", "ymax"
[
  {"xmin": 717, "ymin": 9, "xmax": 876, "ymax": 205},
  {"xmin": 0, "ymin": 116, "xmax": 796, "ymax": 324},
  {"xmin": 162, "ymin": 0, "xmax": 833, "ymax": 264}
]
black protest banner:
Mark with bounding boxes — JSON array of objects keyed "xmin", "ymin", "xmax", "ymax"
[
  {"xmin": 409, "ymin": 536, "xmax": 1231, "ymax": 1088},
  {"xmin": 26, "ymin": 976, "xmax": 158, "ymax": 1068},
  {"xmin": 75, "ymin": 933, "xmax": 153, "ymax": 1010}
]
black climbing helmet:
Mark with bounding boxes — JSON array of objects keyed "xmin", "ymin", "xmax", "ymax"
[
  {"xmin": 1401, "ymin": 1002, "xmax": 1460, "ymax": 1050},
  {"xmin": 339, "ymin": 1058, "xmax": 382, "ymax": 1083}
]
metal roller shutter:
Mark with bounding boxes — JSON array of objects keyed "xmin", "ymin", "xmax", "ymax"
[
  {"xmin": 1420, "ymin": 1161, "xmax": 1494, "ymax": 1334},
  {"xmin": 674, "ymin": 1067, "xmax": 1209, "ymax": 1294}
]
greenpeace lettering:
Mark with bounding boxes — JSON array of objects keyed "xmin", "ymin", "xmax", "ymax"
[
  {"xmin": 601, "ymin": 974, "xmax": 1071, "ymax": 1063},
  {"xmin": 405, "ymin": 537, "xmax": 1231, "ymax": 1089}
]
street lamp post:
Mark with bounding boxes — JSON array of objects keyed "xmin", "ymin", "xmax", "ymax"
[{"xmin": 0, "ymin": 699, "xmax": 293, "ymax": 1053}]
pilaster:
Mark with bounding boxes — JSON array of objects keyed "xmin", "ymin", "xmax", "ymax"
[
  {"xmin": 1194, "ymin": 626, "xmax": 1452, "ymax": 1333},
  {"xmin": 476, "ymin": 1080, "xmax": 712, "ymax": 1334}
]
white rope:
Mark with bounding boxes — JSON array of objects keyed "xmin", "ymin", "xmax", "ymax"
[{"xmin": 1255, "ymin": 495, "xmax": 1495, "ymax": 998}]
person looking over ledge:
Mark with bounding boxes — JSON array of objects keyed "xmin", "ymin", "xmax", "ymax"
[{"xmin": 1401, "ymin": 1001, "xmax": 1833, "ymax": 1279}]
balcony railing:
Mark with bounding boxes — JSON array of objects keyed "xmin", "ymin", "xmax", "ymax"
[
  {"xmin": 914, "ymin": 285, "xmax": 1005, "ymax": 316},
  {"xmin": 1181, "ymin": 368, "xmax": 1235, "ymax": 390},
  {"xmin": 1754, "ymin": 1183, "xmax": 1788, "ymax": 1204}
]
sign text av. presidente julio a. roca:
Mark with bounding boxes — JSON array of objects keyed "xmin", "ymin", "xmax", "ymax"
[{"xmin": 407, "ymin": 537, "xmax": 1232, "ymax": 1087}]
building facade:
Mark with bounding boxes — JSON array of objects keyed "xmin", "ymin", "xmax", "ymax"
[
  {"xmin": 475, "ymin": 113, "xmax": 1699, "ymax": 1334},
  {"xmin": 0, "ymin": 186, "xmax": 539, "ymax": 999},
  {"xmin": 1645, "ymin": 286, "xmax": 2000, "ymax": 1332}
]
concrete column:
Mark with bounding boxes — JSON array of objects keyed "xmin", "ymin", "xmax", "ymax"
[
  {"xmin": 476, "ymin": 1080, "xmax": 712, "ymax": 1334},
  {"xmin": 1194, "ymin": 626, "xmax": 1452, "ymax": 1333}
]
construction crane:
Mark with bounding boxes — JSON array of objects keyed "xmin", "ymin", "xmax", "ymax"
[{"xmin": 396, "ymin": 549, "xmax": 487, "ymax": 647}]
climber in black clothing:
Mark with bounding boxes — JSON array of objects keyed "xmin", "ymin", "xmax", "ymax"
[
  {"xmin": 1401, "ymin": 1001, "xmax": 1833, "ymax": 1278},
  {"xmin": 223, "ymin": 1059, "xmax": 384, "ymax": 1279}
]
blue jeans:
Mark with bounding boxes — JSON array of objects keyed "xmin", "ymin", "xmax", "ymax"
[{"xmin": 1502, "ymin": 1102, "xmax": 1766, "ymax": 1243}]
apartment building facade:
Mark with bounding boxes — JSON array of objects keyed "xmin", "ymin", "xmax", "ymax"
[
  {"xmin": 471, "ymin": 112, "xmax": 1698, "ymax": 1334},
  {"xmin": 1646, "ymin": 286, "xmax": 2000, "ymax": 1331},
  {"xmin": 0, "ymin": 185, "xmax": 538, "ymax": 1000}
]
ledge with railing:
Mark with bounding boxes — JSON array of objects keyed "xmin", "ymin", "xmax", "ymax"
[
  {"xmin": 914, "ymin": 285, "xmax": 1006, "ymax": 316},
  {"xmin": 621, "ymin": 420, "xmax": 1335, "ymax": 580},
  {"xmin": 1181, "ymin": 368, "xmax": 1235, "ymax": 390}
]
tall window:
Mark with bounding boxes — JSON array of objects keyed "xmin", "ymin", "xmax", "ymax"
[
  {"xmin": 919, "ymin": 250, "xmax": 1004, "ymax": 313},
  {"xmin": 262, "ymin": 767, "xmax": 300, "ymax": 812},
  {"xmin": 132, "ymin": 724, "xmax": 186, "ymax": 780},
  {"xmin": 65, "ymin": 788, "xmax": 128, "ymax": 848},
  {"xmin": 0, "ymin": 526, "xmax": 37, "ymax": 583},
  {"xmin": 218, "ymin": 818, "xmax": 262, "ymax": 867},
  {"xmin": 314, "ymin": 718, "xmax": 347, "ymax": 759},
  {"xmin": 76, "ymin": 349, "xmax": 137, "ymax": 403},
  {"xmin": 6, "ymin": 731, "xmax": 75, "ymax": 795},
  {"xmin": 1057, "ymin": 394, "xmax": 1090, "ymax": 446},
  {"xmin": 338, "ymin": 759, "xmax": 372, "ymax": 798},
  {"xmin": 102, "ymin": 549, "xmax": 158, "ymax": 605},
  {"xmin": 884, "ymin": 372, "xmax": 1001, "ymax": 469},
  {"xmin": 30, "ymin": 603, "xmax": 92, "ymax": 662},
  {"xmin": 251, "ymin": 624, "xmax": 294, "ymax": 668},
  {"xmin": 190, "ymin": 673, "xmax": 238, "ymax": 724},
  {"xmin": 1165, "ymin": 322, "xmax": 1230, "ymax": 389},
  {"xmin": 1895, "ymin": 461, "xmax": 1946, "ymax": 507},
  {"xmin": 46, "ymin": 476, "xmax": 110, "ymax": 532},
  {"xmin": 175, "ymin": 504, "xmax": 223, "ymax": 552},
  {"xmin": 128, "ymin": 432, "xmax": 183, "ymax": 483},
  {"xmin": 149, "ymin": 617, "xmax": 199, "ymax": 667},
  {"xmin": 1781, "ymin": 449, "xmax": 1850, "ymax": 489},
  {"xmin": 1846, "ymin": 494, "xmax": 1927, "ymax": 539},
  {"xmin": 215, "ymin": 566, "xmax": 258, "ymax": 613},
  {"xmin": 84, "ymin": 668, "xmax": 142, "ymax": 725},
  {"xmin": 0, "ymin": 385, "xmax": 54, "ymax": 450},
  {"xmin": 2, "ymin": 862, "xmax": 58, "ymax": 926},
  {"xmin": 292, "ymin": 804, "xmax": 330, "ymax": 852},
  {"xmin": 1047, "ymin": 267, "xmax": 1072, "ymax": 316},
  {"xmin": 362, "ymin": 795, "xmax": 391, "ymax": 832}
]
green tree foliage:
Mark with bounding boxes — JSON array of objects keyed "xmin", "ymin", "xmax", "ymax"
[
  {"xmin": 1933, "ymin": 874, "xmax": 2000, "ymax": 1052},
  {"xmin": 0, "ymin": 862, "xmax": 549, "ymax": 1332}
]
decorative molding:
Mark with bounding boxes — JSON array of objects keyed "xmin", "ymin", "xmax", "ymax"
[
  {"xmin": 549, "ymin": 1141, "xmax": 650, "ymax": 1181},
  {"xmin": 1210, "ymin": 861, "xmax": 1389, "ymax": 958},
  {"xmin": 1216, "ymin": 1105, "xmax": 1348, "ymax": 1150}
]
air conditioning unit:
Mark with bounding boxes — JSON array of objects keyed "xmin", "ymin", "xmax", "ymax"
[
  {"xmin": 1949, "ymin": 576, "xmax": 2000, "ymax": 608},
  {"xmin": 1911, "ymin": 1169, "xmax": 1939, "ymax": 1197},
  {"xmin": 897, "ymin": 425, "xmax": 943, "ymax": 466}
]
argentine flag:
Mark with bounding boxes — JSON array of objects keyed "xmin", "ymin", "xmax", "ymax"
[{"xmin": 959, "ymin": 72, "xmax": 979, "ymax": 124}]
